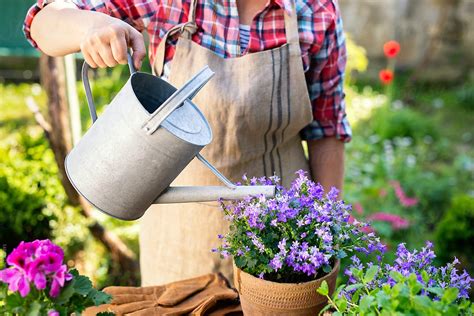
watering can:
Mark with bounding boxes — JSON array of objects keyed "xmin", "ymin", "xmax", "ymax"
[{"xmin": 65, "ymin": 54, "xmax": 275, "ymax": 221}]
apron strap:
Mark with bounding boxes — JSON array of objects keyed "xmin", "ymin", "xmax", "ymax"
[
  {"xmin": 154, "ymin": 0, "xmax": 199, "ymax": 76},
  {"xmin": 283, "ymin": 1, "xmax": 300, "ymax": 51},
  {"xmin": 154, "ymin": 0, "xmax": 299, "ymax": 76}
]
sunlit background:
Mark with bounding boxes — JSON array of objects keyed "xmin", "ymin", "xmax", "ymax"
[{"xmin": 0, "ymin": 0, "xmax": 473, "ymax": 287}]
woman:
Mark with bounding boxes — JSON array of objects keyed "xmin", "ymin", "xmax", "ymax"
[{"xmin": 25, "ymin": 0, "xmax": 351, "ymax": 286}]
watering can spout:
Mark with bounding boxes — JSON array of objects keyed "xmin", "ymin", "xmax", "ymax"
[
  {"xmin": 153, "ymin": 153, "xmax": 276, "ymax": 204},
  {"xmin": 154, "ymin": 185, "xmax": 276, "ymax": 204}
]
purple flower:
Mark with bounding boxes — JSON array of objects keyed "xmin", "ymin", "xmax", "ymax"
[
  {"xmin": 215, "ymin": 170, "xmax": 384, "ymax": 280},
  {"xmin": 269, "ymin": 254, "xmax": 283, "ymax": 271},
  {"xmin": 48, "ymin": 310, "xmax": 59, "ymax": 316},
  {"xmin": 343, "ymin": 241, "xmax": 473, "ymax": 301}
]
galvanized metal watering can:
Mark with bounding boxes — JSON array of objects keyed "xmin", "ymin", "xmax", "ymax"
[{"xmin": 65, "ymin": 55, "xmax": 275, "ymax": 220}]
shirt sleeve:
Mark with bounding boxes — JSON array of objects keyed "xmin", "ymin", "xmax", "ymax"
[
  {"xmin": 24, "ymin": 0, "xmax": 153, "ymax": 48},
  {"xmin": 300, "ymin": 1, "xmax": 352, "ymax": 143}
]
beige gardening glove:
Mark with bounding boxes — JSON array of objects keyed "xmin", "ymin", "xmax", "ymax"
[{"xmin": 84, "ymin": 273, "xmax": 242, "ymax": 315}]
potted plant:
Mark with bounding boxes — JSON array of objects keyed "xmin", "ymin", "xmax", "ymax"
[
  {"xmin": 214, "ymin": 171, "xmax": 385, "ymax": 315},
  {"xmin": 0, "ymin": 239, "xmax": 112, "ymax": 315},
  {"xmin": 318, "ymin": 241, "xmax": 473, "ymax": 315}
]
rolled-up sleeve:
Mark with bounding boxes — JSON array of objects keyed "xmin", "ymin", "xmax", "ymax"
[
  {"xmin": 300, "ymin": 1, "xmax": 351, "ymax": 143},
  {"xmin": 24, "ymin": 0, "xmax": 152, "ymax": 49}
]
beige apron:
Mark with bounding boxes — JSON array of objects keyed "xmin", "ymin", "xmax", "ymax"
[{"xmin": 140, "ymin": 0, "xmax": 313, "ymax": 286}]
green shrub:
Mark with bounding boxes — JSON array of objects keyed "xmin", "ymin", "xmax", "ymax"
[
  {"xmin": 0, "ymin": 133, "xmax": 61, "ymax": 253},
  {"xmin": 368, "ymin": 106, "xmax": 438, "ymax": 143},
  {"xmin": 456, "ymin": 82, "xmax": 474, "ymax": 111},
  {"xmin": 435, "ymin": 195, "xmax": 474, "ymax": 273}
]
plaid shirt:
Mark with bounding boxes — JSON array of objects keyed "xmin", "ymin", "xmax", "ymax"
[{"xmin": 24, "ymin": 0, "xmax": 351, "ymax": 142}]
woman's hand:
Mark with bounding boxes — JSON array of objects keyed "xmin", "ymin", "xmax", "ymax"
[
  {"xmin": 31, "ymin": 2, "xmax": 146, "ymax": 70},
  {"xmin": 80, "ymin": 18, "xmax": 146, "ymax": 69}
]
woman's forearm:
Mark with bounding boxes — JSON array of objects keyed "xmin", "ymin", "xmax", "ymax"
[
  {"xmin": 307, "ymin": 137, "xmax": 345, "ymax": 195},
  {"xmin": 30, "ymin": 2, "xmax": 146, "ymax": 69},
  {"xmin": 31, "ymin": 2, "xmax": 101, "ymax": 56}
]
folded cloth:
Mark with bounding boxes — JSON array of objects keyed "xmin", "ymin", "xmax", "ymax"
[{"xmin": 84, "ymin": 273, "xmax": 242, "ymax": 315}]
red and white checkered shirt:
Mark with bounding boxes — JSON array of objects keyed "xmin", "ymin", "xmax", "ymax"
[{"xmin": 24, "ymin": 0, "xmax": 351, "ymax": 142}]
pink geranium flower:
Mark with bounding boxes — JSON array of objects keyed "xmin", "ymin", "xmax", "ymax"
[
  {"xmin": 367, "ymin": 212, "xmax": 410, "ymax": 230},
  {"xmin": 0, "ymin": 267, "xmax": 30, "ymax": 297},
  {"xmin": 0, "ymin": 239, "xmax": 72, "ymax": 298}
]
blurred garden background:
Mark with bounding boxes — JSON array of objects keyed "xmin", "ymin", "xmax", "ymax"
[{"xmin": 0, "ymin": 0, "xmax": 473, "ymax": 289}]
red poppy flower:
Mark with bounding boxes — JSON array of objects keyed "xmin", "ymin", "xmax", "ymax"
[
  {"xmin": 379, "ymin": 69, "xmax": 394, "ymax": 85},
  {"xmin": 383, "ymin": 40, "xmax": 400, "ymax": 58}
]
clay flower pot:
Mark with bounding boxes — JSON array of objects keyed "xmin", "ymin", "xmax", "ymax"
[{"xmin": 233, "ymin": 260, "xmax": 340, "ymax": 316}]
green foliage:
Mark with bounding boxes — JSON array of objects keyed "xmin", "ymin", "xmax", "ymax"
[
  {"xmin": 0, "ymin": 269, "xmax": 112, "ymax": 316},
  {"xmin": 318, "ymin": 271, "xmax": 474, "ymax": 315},
  {"xmin": 455, "ymin": 82, "xmax": 474, "ymax": 111},
  {"xmin": 367, "ymin": 105, "xmax": 438, "ymax": 143},
  {"xmin": 435, "ymin": 195, "xmax": 474, "ymax": 272},
  {"xmin": 0, "ymin": 134, "xmax": 60, "ymax": 252}
]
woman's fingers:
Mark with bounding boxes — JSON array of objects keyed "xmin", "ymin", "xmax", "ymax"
[
  {"xmin": 82, "ymin": 49, "xmax": 98, "ymax": 68},
  {"xmin": 79, "ymin": 19, "xmax": 145, "ymax": 69},
  {"xmin": 128, "ymin": 28, "xmax": 146, "ymax": 70},
  {"xmin": 90, "ymin": 50, "xmax": 107, "ymax": 68},
  {"xmin": 111, "ymin": 35, "xmax": 128, "ymax": 65},
  {"xmin": 99, "ymin": 43, "xmax": 118, "ymax": 67}
]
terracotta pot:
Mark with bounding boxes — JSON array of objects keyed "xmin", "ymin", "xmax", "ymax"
[{"xmin": 233, "ymin": 260, "xmax": 340, "ymax": 316}]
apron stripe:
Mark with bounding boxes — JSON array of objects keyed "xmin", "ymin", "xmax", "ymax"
[
  {"xmin": 263, "ymin": 50, "xmax": 276, "ymax": 175},
  {"xmin": 280, "ymin": 45, "xmax": 292, "ymax": 146},
  {"xmin": 274, "ymin": 48, "xmax": 284, "ymax": 179}
]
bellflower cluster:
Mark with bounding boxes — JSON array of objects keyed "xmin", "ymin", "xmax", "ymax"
[
  {"xmin": 343, "ymin": 241, "xmax": 473, "ymax": 301},
  {"xmin": 215, "ymin": 171, "xmax": 385, "ymax": 282},
  {"xmin": 0, "ymin": 239, "xmax": 72, "ymax": 298}
]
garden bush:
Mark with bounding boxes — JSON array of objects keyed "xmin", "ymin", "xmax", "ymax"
[
  {"xmin": 367, "ymin": 105, "xmax": 438, "ymax": 143},
  {"xmin": 435, "ymin": 195, "xmax": 474, "ymax": 274},
  {"xmin": 0, "ymin": 134, "xmax": 59, "ymax": 252}
]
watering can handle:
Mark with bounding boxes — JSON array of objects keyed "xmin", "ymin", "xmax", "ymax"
[
  {"xmin": 81, "ymin": 53, "xmax": 136, "ymax": 123},
  {"xmin": 141, "ymin": 66, "xmax": 215, "ymax": 135}
]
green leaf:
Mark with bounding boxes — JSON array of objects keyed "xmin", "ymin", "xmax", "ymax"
[
  {"xmin": 411, "ymin": 282, "xmax": 423, "ymax": 295},
  {"xmin": 5, "ymin": 293, "xmax": 23, "ymax": 308},
  {"xmin": 69, "ymin": 268, "xmax": 80, "ymax": 277},
  {"xmin": 322, "ymin": 264, "xmax": 332, "ymax": 273},
  {"xmin": 427, "ymin": 287, "xmax": 444, "ymax": 297},
  {"xmin": 336, "ymin": 299, "xmax": 347, "ymax": 312},
  {"xmin": 247, "ymin": 258, "xmax": 257, "ymax": 269},
  {"xmin": 25, "ymin": 301, "xmax": 41, "ymax": 316},
  {"xmin": 413, "ymin": 295, "xmax": 432, "ymax": 311},
  {"xmin": 359, "ymin": 295, "xmax": 375, "ymax": 312},
  {"xmin": 363, "ymin": 265, "xmax": 379, "ymax": 283},
  {"xmin": 421, "ymin": 271, "xmax": 429, "ymax": 284},
  {"xmin": 375, "ymin": 291, "xmax": 390, "ymax": 308},
  {"xmin": 442, "ymin": 287, "xmax": 459, "ymax": 304},
  {"xmin": 54, "ymin": 280, "xmax": 76, "ymax": 305},
  {"xmin": 73, "ymin": 274, "xmax": 93, "ymax": 296},
  {"xmin": 389, "ymin": 270, "xmax": 404, "ymax": 282},
  {"xmin": 337, "ymin": 249, "xmax": 347, "ymax": 259},
  {"xmin": 317, "ymin": 280, "xmax": 329, "ymax": 296},
  {"xmin": 345, "ymin": 283, "xmax": 364, "ymax": 292},
  {"xmin": 97, "ymin": 313, "xmax": 116, "ymax": 316},
  {"xmin": 89, "ymin": 289, "xmax": 112, "ymax": 306}
]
